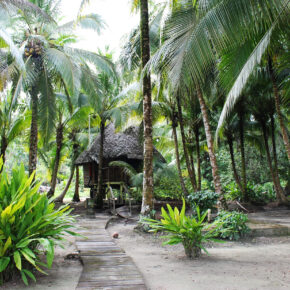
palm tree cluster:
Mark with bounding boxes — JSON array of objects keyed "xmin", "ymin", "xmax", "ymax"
[
  {"xmin": 0, "ymin": 0, "xmax": 289, "ymax": 209},
  {"xmin": 0, "ymin": 0, "xmax": 119, "ymax": 202},
  {"xmin": 120, "ymin": 0, "xmax": 289, "ymax": 210}
]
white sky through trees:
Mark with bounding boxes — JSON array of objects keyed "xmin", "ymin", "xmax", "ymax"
[{"xmin": 61, "ymin": 0, "xmax": 139, "ymax": 58}]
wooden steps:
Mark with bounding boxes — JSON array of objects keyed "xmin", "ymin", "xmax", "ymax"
[{"xmin": 75, "ymin": 214, "xmax": 147, "ymax": 290}]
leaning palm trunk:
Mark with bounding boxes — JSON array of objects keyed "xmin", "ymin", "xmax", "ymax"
[
  {"xmin": 47, "ymin": 124, "xmax": 63, "ymax": 198},
  {"xmin": 140, "ymin": 0, "xmax": 154, "ymax": 216},
  {"xmin": 194, "ymin": 127, "xmax": 201, "ymax": 191},
  {"xmin": 96, "ymin": 121, "xmax": 105, "ymax": 208},
  {"xmin": 54, "ymin": 165, "xmax": 75, "ymax": 203},
  {"xmin": 72, "ymin": 166, "xmax": 80, "ymax": 202},
  {"xmin": 172, "ymin": 118, "xmax": 189, "ymax": 197},
  {"xmin": 227, "ymin": 134, "xmax": 243, "ymax": 194},
  {"xmin": 29, "ymin": 88, "xmax": 38, "ymax": 177},
  {"xmin": 177, "ymin": 94, "xmax": 197, "ymax": 191},
  {"xmin": 270, "ymin": 116, "xmax": 286, "ymax": 203},
  {"xmin": 238, "ymin": 107, "xmax": 247, "ymax": 200},
  {"xmin": 268, "ymin": 57, "xmax": 290, "ymax": 160},
  {"xmin": 196, "ymin": 85, "xmax": 227, "ymax": 209},
  {"xmin": 261, "ymin": 122, "xmax": 287, "ymax": 204}
]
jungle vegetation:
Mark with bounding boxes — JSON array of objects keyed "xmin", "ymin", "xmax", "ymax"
[{"xmin": 0, "ymin": 0, "xmax": 289, "ymax": 211}]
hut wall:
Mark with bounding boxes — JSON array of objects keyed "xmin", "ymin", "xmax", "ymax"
[{"xmin": 83, "ymin": 163, "xmax": 98, "ymax": 187}]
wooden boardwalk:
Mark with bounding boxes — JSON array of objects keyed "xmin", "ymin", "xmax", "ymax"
[{"xmin": 75, "ymin": 214, "xmax": 147, "ymax": 290}]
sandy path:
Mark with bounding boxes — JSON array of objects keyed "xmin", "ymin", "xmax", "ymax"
[{"xmin": 107, "ymin": 220, "xmax": 290, "ymax": 290}]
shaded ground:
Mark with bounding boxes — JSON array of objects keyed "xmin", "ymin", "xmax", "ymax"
[
  {"xmin": 0, "ymin": 235, "xmax": 82, "ymax": 290},
  {"xmin": 107, "ymin": 219, "xmax": 290, "ymax": 290}
]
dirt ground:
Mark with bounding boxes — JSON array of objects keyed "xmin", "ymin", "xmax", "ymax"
[
  {"xmin": 107, "ymin": 219, "xmax": 290, "ymax": 290},
  {"xmin": 0, "ymin": 235, "xmax": 82, "ymax": 290}
]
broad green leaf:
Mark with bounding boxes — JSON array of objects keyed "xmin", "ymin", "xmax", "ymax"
[
  {"xmin": 14, "ymin": 251, "xmax": 22, "ymax": 270},
  {"xmin": 23, "ymin": 269, "xmax": 36, "ymax": 282},
  {"xmin": 2, "ymin": 236, "xmax": 12, "ymax": 256},
  {"xmin": 0, "ymin": 257, "xmax": 10, "ymax": 272},
  {"xmin": 21, "ymin": 270, "xmax": 28, "ymax": 286}
]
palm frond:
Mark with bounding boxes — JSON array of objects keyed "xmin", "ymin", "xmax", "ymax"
[
  {"xmin": 44, "ymin": 48, "xmax": 78, "ymax": 95},
  {"xmin": 217, "ymin": 24, "xmax": 275, "ymax": 135},
  {"xmin": 0, "ymin": 27, "xmax": 25, "ymax": 71},
  {"xmin": 109, "ymin": 160, "xmax": 137, "ymax": 178},
  {"xmin": 38, "ymin": 66, "xmax": 56, "ymax": 144}
]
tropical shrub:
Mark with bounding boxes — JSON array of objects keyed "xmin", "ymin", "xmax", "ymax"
[
  {"xmin": 246, "ymin": 182, "xmax": 276, "ymax": 205},
  {"xmin": 224, "ymin": 182, "xmax": 243, "ymax": 201},
  {"xmin": 187, "ymin": 190, "xmax": 219, "ymax": 215},
  {"xmin": 0, "ymin": 162, "xmax": 76, "ymax": 285},
  {"xmin": 224, "ymin": 182, "xmax": 276, "ymax": 204},
  {"xmin": 143, "ymin": 199, "xmax": 222, "ymax": 259},
  {"xmin": 215, "ymin": 211, "xmax": 250, "ymax": 240},
  {"xmin": 154, "ymin": 174, "xmax": 183, "ymax": 200}
]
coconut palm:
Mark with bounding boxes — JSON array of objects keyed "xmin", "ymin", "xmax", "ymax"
[
  {"xmin": 8, "ymin": 0, "xmax": 113, "ymax": 177},
  {"xmin": 46, "ymin": 93, "xmax": 90, "ymax": 198},
  {"xmin": 247, "ymin": 72, "xmax": 287, "ymax": 203},
  {"xmin": 0, "ymin": 0, "xmax": 52, "ymax": 71}
]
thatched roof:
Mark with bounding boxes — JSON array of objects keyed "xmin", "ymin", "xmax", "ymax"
[{"xmin": 75, "ymin": 123, "xmax": 165, "ymax": 165}]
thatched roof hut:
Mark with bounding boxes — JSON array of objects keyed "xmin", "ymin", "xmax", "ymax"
[{"xmin": 75, "ymin": 123, "xmax": 165, "ymax": 188}]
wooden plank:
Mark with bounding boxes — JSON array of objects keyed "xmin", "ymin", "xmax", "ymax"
[
  {"xmin": 76, "ymin": 280, "xmax": 146, "ymax": 287},
  {"xmin": 79, "ymin": 273, "xmax": 142, "ymax": 281},
  {"xmin": 76, "ymin": 284, "xmax": 146, "ymax": 290},
  {"xmin": 81, "ymin": 255, "xmax": 133, "ymax": 265},
  {"xmin": 76, "ymin": 241, "xmax": 115, "ymax": 246}
]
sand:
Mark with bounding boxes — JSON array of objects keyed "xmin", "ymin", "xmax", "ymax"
[
  {"xmin": 0, "ymin": 235, "xmax": 82, "ymax": 290},
  {"xmin": 107, "ymin": 219, "xmax": 290, "ymax": 290}
]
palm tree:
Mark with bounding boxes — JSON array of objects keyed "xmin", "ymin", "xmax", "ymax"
[
  {"xmin": 176, "ymin": 92, "xmax": 197, "ymax": 192},
  {"xmin": 140, "ymin": 0, "xmax": 154, "ymax": 215},
  {"xmin": 0, "ymin": 0, "xmax": 52, "ymax": 71},
  {"xmin": 147, "ymin": 3, "xmax": 228, "ymax": 208},
  {"xmin": 247, "ymin": 74, "xmax": 287, "ymax": 203},
  {"xmin": 9, "ymin": 0, "xmax": 112, "ymax": 177},
  {"xmin": 47, "ymin": 93, "xmax": 90, "ymax": 198}
]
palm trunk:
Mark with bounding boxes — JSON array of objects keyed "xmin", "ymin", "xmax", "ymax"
[
  {"xmin": 0, "ymin": 135, "xmax": 7, "ymax": 172},
  {"xmin": 261, "ymin": 122, "xmax": 287, "ymax": 203},
  {"xmin": 177, "ymin": 94, "xmax": 197, "ymax": 191},
  {"xmin": 172, "ymin": 117, "xmax": 189, "ymax": 197},
  {"xmin": 54, "ymin": 165, "xmax": 75, "ymax": 203},
  {"xmin": 238, "ymin": 107, "xmax": 247, "ymax": 200},
  {"xmin": 270, "ymin": 115, "xmax": 287, "ymax": 203},
  {"xmin": 226, "ymin": 134, "xmax": 243, "ymax": 193},
  {"xmin": 95, "ymin": 121, "xmax": 105, "ymax": 209},
  {"xmin": 268, "ymin": 57, "xmax": 290, "ymax": 160},
  {"xmin": 196, "ymin": 85, "xmax": 226, "ymax": 209},
  {"xmin": 29, "ymin": 88, "xmax": 38, "ymax": 177},
  {"xmin": 194, "ymin": 127, "xmax": 201, "ymax": 191},
  {"xmin": 47, "ymin": 124, "xmax": 63, "ymax": 198},
  {"xmin": 140, "ymin": 0, "xmax": 154, "ymax": 216},
  {"xmin": 72, "ymin": 166, "xmax": 80, "ymax": 202}
]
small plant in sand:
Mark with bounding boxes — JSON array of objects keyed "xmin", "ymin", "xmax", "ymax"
[
  {"xmin": 215, "ymin": 211, "xmax": 250, "ymax": 240},
  {"xmin": 0, "ymin": 161, "xmax": 77, "ymax": 285},
  {"xmin": 143, "ymin": 199, "xmax": 222, "ymax": 259}
]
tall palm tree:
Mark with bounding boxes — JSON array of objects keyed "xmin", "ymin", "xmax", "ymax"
[
  {"xmin": 140, "ymin": 0, "xmax": 154, "ymax": 215},
  {"xmin": 47, "ymin": 93, "xmax": 90, "ymax": 198},
  {"xmin": 9, "ymin": 0, "xmax": 113, "ymax": 176},
  {"xmin": 247, "ymin": 74, "xmax": 287, "ymax": 203},
  {"xmin": 147, "ymin": 3, "xmax": 227, "ymax": 208}
]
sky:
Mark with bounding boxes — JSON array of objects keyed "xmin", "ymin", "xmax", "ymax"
[{"xmin": 60, "ymin": 0, "xmax": 139, "ymax": 58}]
